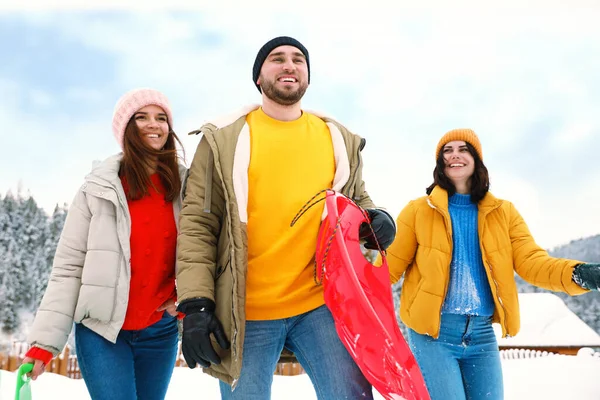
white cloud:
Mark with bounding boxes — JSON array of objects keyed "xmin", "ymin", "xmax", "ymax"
[
  {"xmin": 0, "ymin": 78, "xmax": 117, "ymax": 214},
  {"xmin": 551, "ymin": 122, "xmax": 595, "ymax": 148},
  {"xmin": 1, "ymin": 7, "xmax": 599, "ymax": 248},
  {"xmin": 28, "ymin": 88, "xmax": 53, "ymax": 107}
]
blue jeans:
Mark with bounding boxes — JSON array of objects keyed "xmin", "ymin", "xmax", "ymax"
[
  {"xmin": 219, "ymin": 305, "xmax": 372, "ymax": 400},
  {"xmin": 407, "ymin": 314, "xmax": 503, "ymax": 400},
  {"xmin": 75, "ymin": 312, "xmax": 178, "ymax": 400}
]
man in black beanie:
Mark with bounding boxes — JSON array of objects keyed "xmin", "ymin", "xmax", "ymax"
[
  {"xmin": 252, "ymin": 36, "xmax": 310, "ymax": 94},
  {"xmin": 177, "ymin": 35, "xmax": 396, "ymax": 400}
]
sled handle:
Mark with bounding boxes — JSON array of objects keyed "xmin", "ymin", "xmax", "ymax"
[{"xmin": 15, "ymin": 363, "xmax": 33, "ymax": 400}]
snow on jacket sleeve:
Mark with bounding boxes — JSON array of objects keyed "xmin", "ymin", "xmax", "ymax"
[
  {"xmin": 176, "ymin": 135, "xmax": 225, "ymax": 303},
  {"xmin": 27, "ymin": 188, "xmax": 90, "ymax": 356},
  {"xmin": 508, "ymin": 202, "xmax": 588, "ymax": 296}
]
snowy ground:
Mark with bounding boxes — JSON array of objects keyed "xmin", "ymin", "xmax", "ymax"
[
  {"xmin": 2, "ymin": 293, "xmax": 599, "ymax": 399},
  {"xmin": 2, "ymin": 352, "xmax": 600, "ymax": 400}
]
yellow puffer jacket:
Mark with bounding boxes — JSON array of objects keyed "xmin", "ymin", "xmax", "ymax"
[{"xmin": 385, "ymin": 186, "xmax": 587, "ymax": 338}]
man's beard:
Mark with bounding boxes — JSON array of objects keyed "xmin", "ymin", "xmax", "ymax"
[{"xmin": 260, "ymin": 75, "xmax": 308, "ymax": 106}]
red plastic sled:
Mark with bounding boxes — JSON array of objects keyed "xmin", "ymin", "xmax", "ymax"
[{"xmin": 315, "ymin": 190, "xmax": 430, "ymax": 400}]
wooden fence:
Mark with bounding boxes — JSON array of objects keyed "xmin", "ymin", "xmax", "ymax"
[
  {"xmin": 0, "ymin": 341, "xmax": 305, "ymax": 379},
  {"xmin": 0, "ymin": 342, "xmax": 82, "ymax": 379},
  {"xmin": 499, "ymin": 347, "xmax": 600, "ymax": 359}
]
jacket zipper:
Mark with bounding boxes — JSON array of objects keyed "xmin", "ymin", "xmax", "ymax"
[
  {"xmin": 353, "ymin": 143, "xmax": 362, "ymax": 198},
  {"xmin": 480, "ymin": 203, "xmax": 508, "ymax": 335},
  {"xmin": 346, "ymin": 137, "xmax": 364, "ymax": 200},
  {"xmin": 485, "ymin": 259, "xmax": 507, "ymax": 332},
  {"xmin": 438, "ymin": 206, "xmax": 453, "ymax": 338},
  {"xmin": 206, "ymin": 134, "xmax": 239, "ymax": 361}
]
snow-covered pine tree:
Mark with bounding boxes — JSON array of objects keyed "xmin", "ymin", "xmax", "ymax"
[
  {"xmin": 14, "ymin": 196, "xmax": 49, "ymax": 311},
  {"xmin": 0, "ymin": 195, "xmax": 10, "ymax": 285},
  {"xmin": 0, "ymin": 191, "xmax": 18, "ymax": 265},
  {"xmin": 0, "ymin": 193, "xmax": 22, "ymax": 335},
  {"xmin": 0, "ymin": 191, "xmax": 53, "ymax": 335}
]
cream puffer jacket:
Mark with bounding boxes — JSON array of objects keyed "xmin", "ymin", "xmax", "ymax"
[{"xmin": 27, "ymin": 153, "xmax": 186, "ymax": 355}]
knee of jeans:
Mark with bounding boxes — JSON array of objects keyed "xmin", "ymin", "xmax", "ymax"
[{"xmin": 312, "ymin": 367, "xmax": 372, "ymax": 399}]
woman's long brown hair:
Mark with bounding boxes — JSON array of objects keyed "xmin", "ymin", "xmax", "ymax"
[{"xmin": 119, "ymin": 117, "xmax": 183, "ymax": 202}]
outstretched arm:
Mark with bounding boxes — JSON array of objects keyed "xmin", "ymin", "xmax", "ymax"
[{"xmin": 509, "ymin": 202, "xmax": 588, "ymax": 296}]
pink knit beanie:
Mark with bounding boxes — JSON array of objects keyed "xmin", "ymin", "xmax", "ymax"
[{"xmin": 112, "ymin": 88, "xmax": 173, "ymax": 149}]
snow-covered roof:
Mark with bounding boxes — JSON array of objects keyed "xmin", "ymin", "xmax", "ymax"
[{"xmin": 495, "ymin": 293, "xmax": 600, "ymax": 347}]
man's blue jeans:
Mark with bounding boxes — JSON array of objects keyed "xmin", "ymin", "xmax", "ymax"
[
  {"xmin": 219, "ymin": 305, "xmax": 372, "ymax": 400},
  {"xmin": 407, "ymin": 314, "xmax": 503, "ymax": 400},
  {"xmin": 75, "ymin": 312, "xmax": 178, "ymax": 400}
]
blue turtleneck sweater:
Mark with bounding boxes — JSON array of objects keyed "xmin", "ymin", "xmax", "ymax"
[{"xmin": 441, "ymin": 193, "xmax": 495, "ymax": 316}]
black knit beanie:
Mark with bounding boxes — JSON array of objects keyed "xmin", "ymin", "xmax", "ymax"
[{"xmin": 252, "ymin": 36, "xmax": 310, "ymax": 93}]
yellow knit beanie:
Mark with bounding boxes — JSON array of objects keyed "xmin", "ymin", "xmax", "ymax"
[{"xmin": 435, "ymin": 128, "xmax": 483, "ymax": 160}]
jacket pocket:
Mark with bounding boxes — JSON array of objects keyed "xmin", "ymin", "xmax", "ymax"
[
  {"xmin": 74, "ymin": 285, "xmax": 117, "ymax": 323},
  {"xmin": 73, "ymin": 250, "xmax": 120, "ymax": 323},
  {"xmin": 406, "ymin": 278, "xmax": 424, "ymax": 311},
  {"xmin": 408, "ymin": 286, "xmax": 442, "ymax": 322},
  {"xmin": 216, "ymin": 221, "xmax": 230, "ymax": 280},
  {"xmin": 216, "ymin": 257, "xmax": 230, "ymax": 280}
]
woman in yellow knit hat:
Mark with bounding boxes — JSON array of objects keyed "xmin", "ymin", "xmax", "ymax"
[{"xmin": 383, "ymin": 128, "xmax": 600, "ymax": 399}]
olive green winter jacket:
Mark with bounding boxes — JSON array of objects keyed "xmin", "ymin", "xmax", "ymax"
[{"xmin": 176, "ymin": 105, "xmax": 376, "ymax": 384}]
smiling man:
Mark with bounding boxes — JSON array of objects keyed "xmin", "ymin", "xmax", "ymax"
[{"xmin": 175, "ymin": 36, "xmax": 396, "ymax": 400}]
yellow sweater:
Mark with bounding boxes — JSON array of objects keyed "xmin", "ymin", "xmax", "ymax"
[{"xmin": 245, "ymin": 108, "xmax": 334, "ymax": 320}]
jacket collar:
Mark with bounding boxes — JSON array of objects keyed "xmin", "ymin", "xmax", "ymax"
[
  {"xmin": 428, "ymin": 186, "xmax": 449, "ymax": 210},
  {"xmin": 203, "ymin": 104, "xmax": 260, "ymax": 130},
  {"xmin": 198, "ymin": 104, "xmax": 343, "ymax": 132},
  {"xmin": 478, "ymin": 191, "xmax": 502, "ymax": 212},
  {"xmin": 86, "ymin": 153, "xmax": 122, "ymax": 187},
  {"xmin": 428, "ymin": 185, "xmax": 502, "ymax": 213}
]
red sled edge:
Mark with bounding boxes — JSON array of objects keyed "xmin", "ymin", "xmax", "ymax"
[{"xmin": 316, "ymin": 190, "xmax": 430, "ymax": 400}]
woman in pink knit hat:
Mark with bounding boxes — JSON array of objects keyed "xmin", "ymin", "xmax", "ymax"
[{"xmin": 21, "ymin": 88, "xmax": 187, "ymax": 400}]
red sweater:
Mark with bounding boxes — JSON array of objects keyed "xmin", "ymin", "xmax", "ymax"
[
  {"xmin": 121, "ymin": 173, "xmax": 177, "ymax": 330},
  {"xmin": 27, "ymin": 173, "xmax": 178, "ymax": 363}
]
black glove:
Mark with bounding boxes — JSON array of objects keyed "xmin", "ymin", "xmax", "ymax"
[
  {"xmin": 359, "ymin": 208, "xmax": 396, "ymax": 250},
  {"xmin": 177, "ymin": 298, "xmax": 230, "ymax": 369},
  {"xmin": 572, "ymin": 263, "xmax": 600, "ymax": 291}
]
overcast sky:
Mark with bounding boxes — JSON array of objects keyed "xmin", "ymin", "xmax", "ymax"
[{"xmin": 1, "ymin": 1, "xmax": 599, "ymax": 249}]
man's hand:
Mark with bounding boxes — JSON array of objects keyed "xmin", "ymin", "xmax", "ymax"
[
  {"xmin": 359, "ymin": 208, "xmax": 396, "ymax": 250},
  {"xmin": 178, "ymin": 298, "xmax": 230, "ymax": 369}
]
